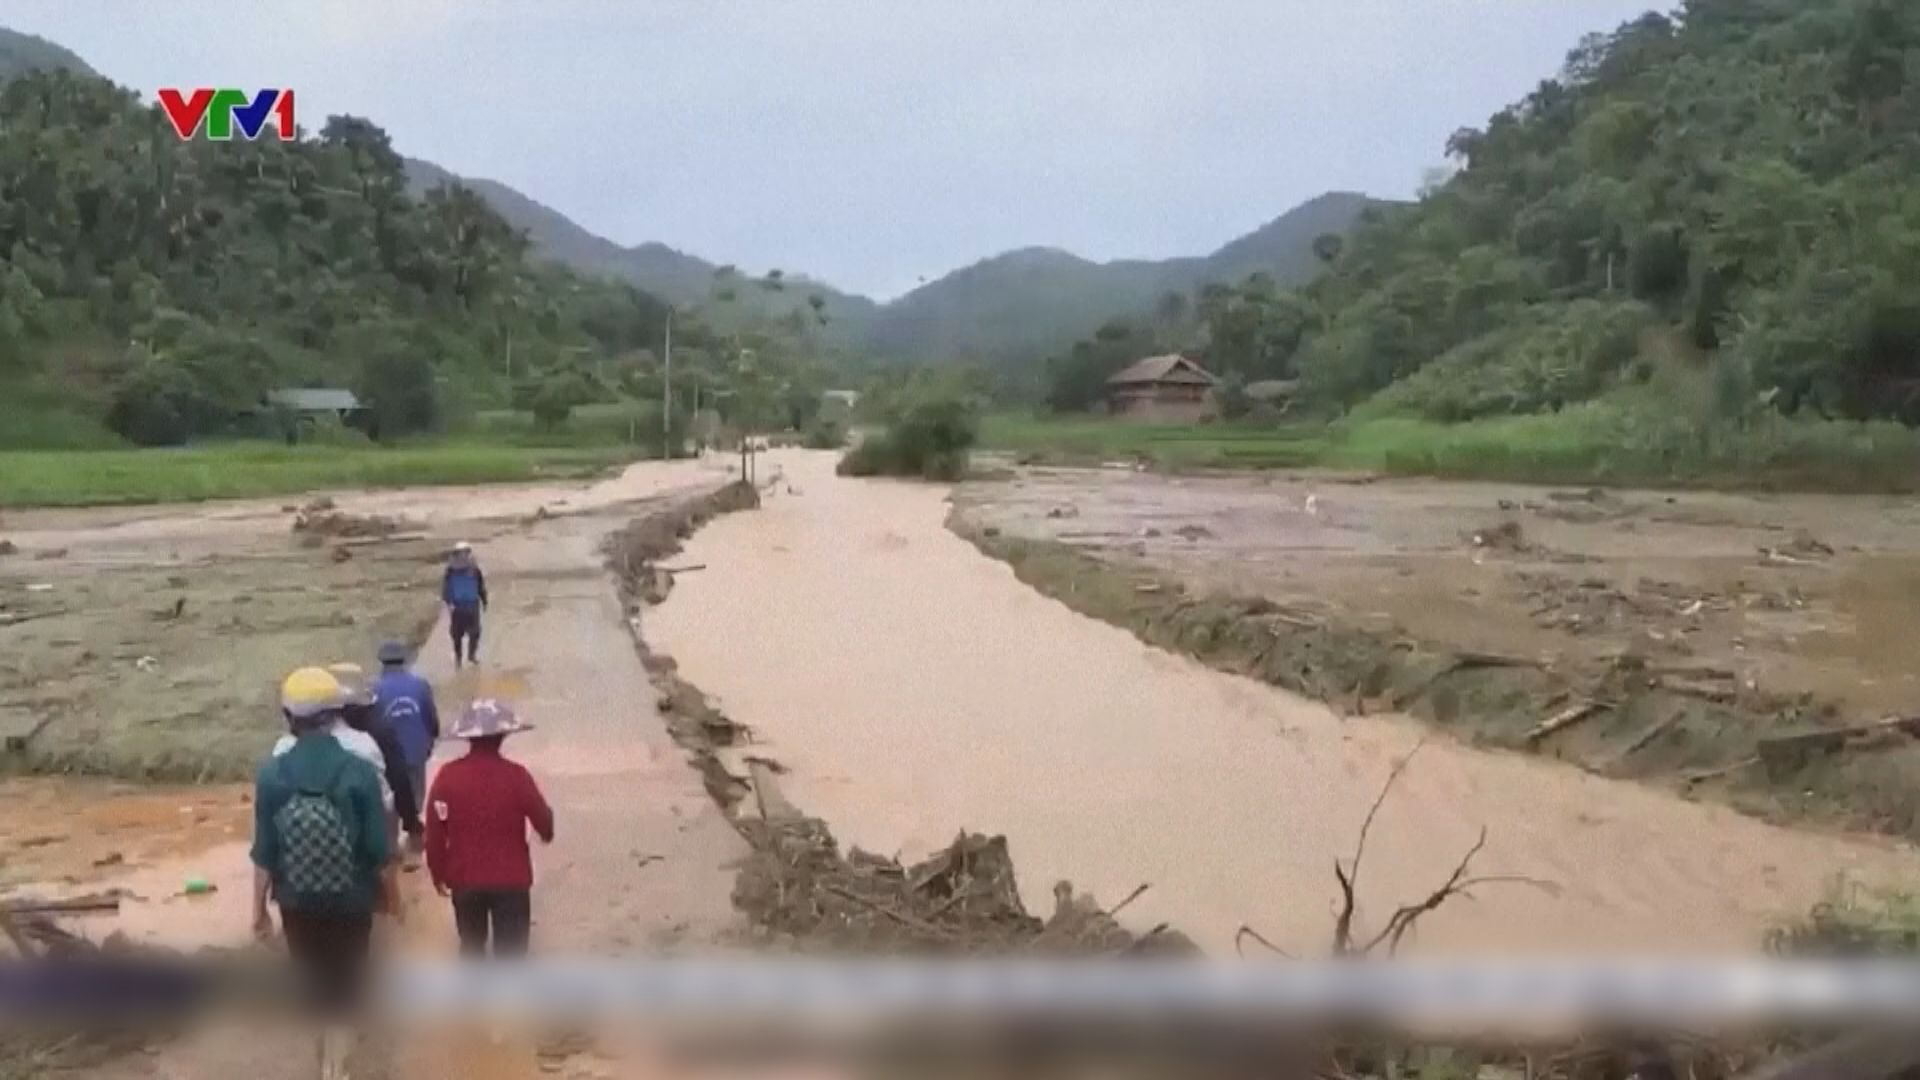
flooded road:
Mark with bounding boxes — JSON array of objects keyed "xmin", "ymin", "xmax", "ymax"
[{"xmin": 650, "ymin": 449, "xmax": 1920, "ymax": 956}]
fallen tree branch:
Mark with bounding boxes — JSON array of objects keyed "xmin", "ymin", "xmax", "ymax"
[
  {"xmin": 1613, "ymin": 712, "xmax": 1683, "ymax": 765},
  {"xmin": 1105, "ymin": 883, "xmax": 1151, "ymax": 918},
  {"xmin": 1234, "ymin": 925, "xmax": 1294, "ymax": 959},
  {"xmin": 1334, "ymin": 738, "xmax": 1427, "ymax": 955},
  {"xmin": 1362, "ymin": 828, "xmax": 1488, "ymax": 956},
  {"xmin": 821, "ymin": 884, "xmax": 956, "ymax": 939}
]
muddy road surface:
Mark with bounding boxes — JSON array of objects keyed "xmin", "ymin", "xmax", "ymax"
[
  {"xmin": 649, "ymin": 449, "xmax": 1920, "ymax": 956},
  {"xmin": 4, "ymin": 457, "xmax": 750, "ymax": 1079}
]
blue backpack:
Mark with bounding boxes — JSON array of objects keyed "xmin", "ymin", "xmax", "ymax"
[{"xmin": 446, "ymin": 567, "xmax": 482, "ymax": 608}]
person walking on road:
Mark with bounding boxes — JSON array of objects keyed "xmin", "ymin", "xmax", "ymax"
[
  {"xmin": 328, "ymin": 662, "xmax": 422, "ymax": 886},
  {"xmin": 251, "ymin": 666, "xmax": 393, "ymax": 1080},
  {"xmin": 372, "ymin": 641, "xmax": 439, "ymax": 856},
  {"xmin": 424, "ymin": 698, "xmax": 553, "ymax": 958},
  {"xmin": 442, "ymin": 541, "xmax": 489, "ymax": 669}
]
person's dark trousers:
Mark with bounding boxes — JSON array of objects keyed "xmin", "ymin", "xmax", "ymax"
[
  {"xmin": 279, "ymin": 907, "xmax": 375, "ymax": 1013},
  {"xmin": 450, "ymin": 889, "xmax": 530, "ymax": 958},
  {"xmin": 449, "ymin": 607, "xmax": 482, "ymax": 665}
]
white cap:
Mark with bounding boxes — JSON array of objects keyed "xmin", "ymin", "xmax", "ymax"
[{"xmin": 453, "ymin": 541, "xmax": 473, "ymax": 553}]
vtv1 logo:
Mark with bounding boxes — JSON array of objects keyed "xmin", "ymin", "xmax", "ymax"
[{"xmin": 157, "ymin": 89, "xmax": 295, "ymax": 141}]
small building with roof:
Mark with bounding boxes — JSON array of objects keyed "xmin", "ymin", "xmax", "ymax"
[
  {"xmin": 268, "ymin": 388, "xmax": 364, "ymax": 420},
  {"xmin": 1104, "ymin": 354, "xmax": 1217, "ymax": 421}
]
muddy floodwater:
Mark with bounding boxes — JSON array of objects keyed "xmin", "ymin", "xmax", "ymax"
[{"xmin": 649, "ymin": 449, "xmax": 1920, "ymax": 956}]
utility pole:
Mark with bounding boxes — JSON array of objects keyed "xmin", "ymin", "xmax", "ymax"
[{"xmin": 662, "ymin": 308, "xmax": 673, "ymax": 460}]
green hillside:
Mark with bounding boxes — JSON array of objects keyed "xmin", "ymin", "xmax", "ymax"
[
  {"xmin": 0, "ymin": 65, "xmax": 685, "ymax": 448},
  {"xmin": 865, "ymin": 192, "xmax": 1378, "ymax": 363},
  {"xmin": 1278, "ymin": 0, "xmax": 1920, "ymax": 427}
]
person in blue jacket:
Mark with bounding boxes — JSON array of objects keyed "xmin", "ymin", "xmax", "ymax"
[
  {"xmin": 442, "ymin": 541, "xmax": 489, "ymax": 668},
  {"xmin": 372, "ymin": 641, "xmax": 440, "ymax": 856}
]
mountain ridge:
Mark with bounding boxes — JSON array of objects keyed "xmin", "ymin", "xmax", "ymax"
[
  {"xmin": 0, "ymin": 26, "xmax": 95, "ymax": 80},
  {"xmin": 404, "ymin": 154, "xmax": 1379, "ymax": 361}
]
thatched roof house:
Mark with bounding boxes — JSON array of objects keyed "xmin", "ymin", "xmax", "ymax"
[{"xmin": 1105, "ymin": 355, "xmax": 1217, "ymax": 421}]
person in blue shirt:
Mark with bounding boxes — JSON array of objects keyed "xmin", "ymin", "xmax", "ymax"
[
  {"xmin": 442, "ymin": 541, "xmax": 489, "ymax": 668},
  {"xmin": 372, "ymin": 640, "xmax": 440, "ymax": 856}
]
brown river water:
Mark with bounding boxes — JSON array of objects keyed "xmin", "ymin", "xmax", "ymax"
[{"xmin": 649, "ymin": 449, "xmax": 1920, "ymax": 956}]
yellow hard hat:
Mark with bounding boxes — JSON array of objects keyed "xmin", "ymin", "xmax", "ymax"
[{"xmin": 280, "ymin": 667, "xmax": 345, "ymax": 718}]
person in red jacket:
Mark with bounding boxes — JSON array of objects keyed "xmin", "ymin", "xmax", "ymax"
[{"xmin": 424, "ymin": 698, "xmax": 553, "ymax": 957}]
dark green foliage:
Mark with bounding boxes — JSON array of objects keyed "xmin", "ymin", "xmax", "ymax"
[
  {"xmin": 801, "ymin": 415, "xmax": 846, "ymax": 449},
  {"xmin": 1361, "ymin": 301, "xmax": 1653, "ymax": 422},
  {"xmin": 515, "ymin": 369, "xmax": 601, "ymax": 431},
  {"xmin": 1174, "ymin": 0, "xmax": 1920, "ymax": 427},
  {"xmin": 357, "ymin": 348, "xmax": 440, "ymax": 439},
  {"xmin": 837, "ymin": 393, "xmax": 979, "ymax": 481},
  {"xmin": 1044, "ymin": 320, "xmax": 1157, "ymax": 413},
  {"xmin": 106, "ymin": 351, "xmax": 224, "ymax": 446},
  {"xmin": 0, "ymin": 66, "xmax": 675, "ymax": 445}
]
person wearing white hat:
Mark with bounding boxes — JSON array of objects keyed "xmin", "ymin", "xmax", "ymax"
[
  {"xmin": 441, "ymin": 542, "xmax": 489, "ymax": 669},
  {"xmin": 424, "ymin": 698, "xmax": 552, "ymax": 958}
]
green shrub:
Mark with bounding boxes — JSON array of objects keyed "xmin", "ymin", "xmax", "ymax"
[
  {"xmin": 1360, "ymin": 299, "xmax": 1654, "ymax": 422},
  {"xmin": 836, "ymin": 393, "xmax": 978, "ymax": 480},
  {"xmin": 802, "ymin": 415, "xmax": 847, "ymax": 449}
]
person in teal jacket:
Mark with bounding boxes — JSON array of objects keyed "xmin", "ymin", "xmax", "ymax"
[{"xmin": 251, "ymin": 666, "xmax": 391, "ymax": 1079}]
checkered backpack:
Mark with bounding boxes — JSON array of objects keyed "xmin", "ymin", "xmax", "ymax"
[{"xmin": 271, "ymin": 758, "xmax": 357, "ymax": 903}]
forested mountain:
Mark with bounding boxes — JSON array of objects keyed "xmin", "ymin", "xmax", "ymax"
[
  {"xmin": 0, "ymin": 27, "xmax": 92, "ymax": 80},
  {"xmin": 0, "ymin": 65, "xmax": 680, "ymax": 446},
  {"xmin": 401, "ymin": 151, "xmax": 1379, "ymax": 366},
  {"xmin": 865, "ymin": 192, "xmax": 1378, "ymax": 363},
  {"xmin": 402, "ymin": 156, "xmax": 877, "ymax": 348},
  {"xmin": 1169, "ymin": 0, "xmax": 1920, "ymax": 428}
]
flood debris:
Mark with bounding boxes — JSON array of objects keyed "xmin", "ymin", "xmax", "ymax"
[
  {"xmin": 1467, "ymin": 520, "xmax": 1531, "ymax": 553},
  {"xmin": 732, "ymin": 818, "xmax": 1193, "ymax": 956},
  {"xmin": 1173, "ymin": 523, "xmax": 1215, "ymax": 541},
  {"xmin": 290, "ymin": 506, "xmax": 404, "ymax": 538}
]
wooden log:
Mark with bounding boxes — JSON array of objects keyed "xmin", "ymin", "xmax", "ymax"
[{"xmin": 1525, "ymin": 700, "xmax": 1606, "ymax": 743}]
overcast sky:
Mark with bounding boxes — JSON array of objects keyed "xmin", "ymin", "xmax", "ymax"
[{"xmin": 9, "ymin": 1, "xmax": 1663, "ymax": 300}]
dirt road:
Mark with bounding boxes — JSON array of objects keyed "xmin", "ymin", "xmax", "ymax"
[
  {"xmin": 4, "ymin": 457, "xmax": 750, "ymax": 1079},
  {"xmin": 649, "ymin": 449, "xmax": 1920, "ymax": 956}
]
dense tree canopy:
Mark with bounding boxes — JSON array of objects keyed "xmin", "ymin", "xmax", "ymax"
[{"xmin": 0, "ymin": 68, "xmax": 677, "ymax": 444}]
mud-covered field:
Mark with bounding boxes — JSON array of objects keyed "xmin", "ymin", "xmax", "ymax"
[
  {"xmin": 0, "ymin": 509, "xmax": 444, "ymax": 781},
  {"xmin": 952, "ymin": 464, "xmax": 1920, "ymax": 839}
]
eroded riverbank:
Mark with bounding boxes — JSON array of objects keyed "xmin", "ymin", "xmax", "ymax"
[{"xmin": 647, "ymin": 449, "xmax": 1920, "ymax": 956}]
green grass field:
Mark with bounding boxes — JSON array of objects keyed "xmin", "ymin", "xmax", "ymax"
[
  {"xmin": 979, "ymin": 407, "xmax": 1920, "ymax": 493},
  {"xmin": 979, "ymin": 414, "xmax": 1332, "ymax": 470},
  {"xmin": 0, "ymin": 441, "xmax": 640, "ymax": 508}
]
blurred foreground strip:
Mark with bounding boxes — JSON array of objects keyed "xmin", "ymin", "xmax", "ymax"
[{"xmin": 376, "ymin": 956, "xmax": 1920, "ymax": 1025}]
